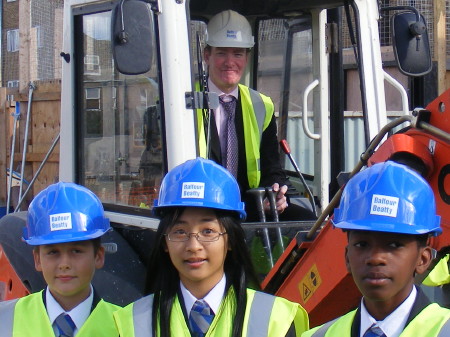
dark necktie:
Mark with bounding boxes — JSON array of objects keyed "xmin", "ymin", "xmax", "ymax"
[
  {"xmin": 363, "ymin": 324, "xmax": 386, "ymax": 337},
  {"xmin": 189, "ymin": 299, "xmax": 214, "ymax": 337},
  {"xmin": 54, "ymin": 313, "xmax": 76, "ymax": 337},
  {"xmin": 219, "ymin": 96, "xmax": 238, "ymax": 177}
]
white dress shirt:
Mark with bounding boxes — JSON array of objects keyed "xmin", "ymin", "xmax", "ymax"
[
  {"xmin": 208, "ymin": 78, "xmax": 239, "ymax": 142},
  {"xmin": 180, "ymin": 274, "xmax": 226, "ymax": 315},
  {"xmin": 360, "ymin": 286, "xmax": 417, "ymax": 337},
  {"xmin": 46, "ymin": 285, "xmax": 94, "ymax": 336}
]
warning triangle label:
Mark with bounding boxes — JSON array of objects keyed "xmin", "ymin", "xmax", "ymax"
[{"xmin": 302, "ymin": 283, "xmax": 312, "ymax": 301}]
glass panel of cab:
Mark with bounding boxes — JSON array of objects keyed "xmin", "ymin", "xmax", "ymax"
[{"xmin": 74, "ymin": 5, "xmax": 163, "ymax": 212}]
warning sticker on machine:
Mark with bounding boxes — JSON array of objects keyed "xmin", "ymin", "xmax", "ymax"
[{"xmin": 298, "ymin": 264, "xmax": 322, "ymax": 304}]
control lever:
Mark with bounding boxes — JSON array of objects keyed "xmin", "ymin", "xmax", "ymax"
[
  {"xmin": 279, "ymin": 139, "xmax": 317, "ymax": 217},
  {"xmin": 246, "ymin": 188, "xmax": 274, "ymax": 268},
  {"xmin": 265, "ymin": 188, "xmax": 285, "ymax": 252}
]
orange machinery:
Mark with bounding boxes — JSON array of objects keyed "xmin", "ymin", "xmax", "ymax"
[
  {"xmin": 3, "ymin": 89, "xmax": 450, "ymax": 322},
  {"xmin": 262, "ymin": 88, "xmax": 450, "ymax": 328}
]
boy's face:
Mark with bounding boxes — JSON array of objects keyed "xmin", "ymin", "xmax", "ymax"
[
  {"xmin": 345, "ymin": 230, "xmax": 431, "ymax": 319},
  {"xmin": 33, "ymin": 240, "xmax": 105, "ymax": 311}
]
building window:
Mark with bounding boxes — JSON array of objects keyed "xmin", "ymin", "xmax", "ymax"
[
  {"xmin": 6, "ymin": 80, "xmax": 19, "ymax": 101},
  {"xmin": 85, "ymin": 87, "xmax": 102, "ymax": 137},
  {"xmin": 85, "ymin": 87, "xmax": 101, "ymax": 110},
  {"xmin": 7, "ymin": 80, "xmax": 19, "ymax": 88},
  {"xmin": 7, "ymin": 29, "xmax": 19, "ymax": 52},
  {"xmin": 32, "ymin": 26, "xmax": 42, "ymax": 48},
  {"xmin": 84, "ymin": 55, "xmax": 101, "ymax": 75}
]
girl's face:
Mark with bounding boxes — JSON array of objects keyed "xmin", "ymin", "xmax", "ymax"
[{"xmin": 164, "ymin": 207, "xmax": 228, "ymax": 299}]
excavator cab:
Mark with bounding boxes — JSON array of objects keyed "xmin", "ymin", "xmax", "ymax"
[{"xmin": 1, "ymin": 0, "xmax": 445, "ymax": 330}]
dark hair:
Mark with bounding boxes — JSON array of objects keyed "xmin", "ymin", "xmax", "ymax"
[
  {"xmin": 144, "ymin": 207, "xmax": 260, "ymax": 337},
  {"xmin": 416, "ymin": 234, "xmax": 430, "ymax": 247}
]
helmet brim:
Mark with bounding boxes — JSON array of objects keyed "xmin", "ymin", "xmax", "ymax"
[
  {"xmin": 23, "ymin": 228, "xmax": 110, "ymax": 245},
  {"xmin": 153, "ymin": 202, "xmax": 246, "ymax": 220},
  {"xmin": 332, "ymin": 219, "xmax": 442, "ymax": 236},
  {"xmin": 206, "ymin": 41, "xmax": 254, "ymax": 48}
]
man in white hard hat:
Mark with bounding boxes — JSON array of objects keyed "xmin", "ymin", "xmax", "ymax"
[{"xmin": 198, "ymin": 10, "xmax": 316, "ymax": 221}]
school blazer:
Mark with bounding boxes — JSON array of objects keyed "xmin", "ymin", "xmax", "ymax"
[{"xmin": 302, "ymin": 288, "xmax": 450, "ymax": 337}]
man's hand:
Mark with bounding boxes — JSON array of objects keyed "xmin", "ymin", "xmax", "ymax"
[{"xmin": 263, "ymin": 183, "xmax": 288, "ymax": 213}]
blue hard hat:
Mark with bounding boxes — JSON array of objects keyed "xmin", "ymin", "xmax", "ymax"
[
  {"xmin": 23, "ymin": 182, "xmax": 110, "ymax": 245},
  {"xmin": 153, "ymin": 158, "xmax": 246, "ymax": 219},
  {"xmin": 333, "ymin": 161, "xmax": 441, "ymax": 236}
]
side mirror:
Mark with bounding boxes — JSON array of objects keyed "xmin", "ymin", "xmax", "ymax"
[
  {"xmin": 391, "ymin": 11, "xmax": 432, "ymax": 77},
  {"xmin": 112, "ymin": 0, "xmax": 154, "ymax": 75}
]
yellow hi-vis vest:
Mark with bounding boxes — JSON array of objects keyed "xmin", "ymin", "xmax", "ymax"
[
  {"xmin": 0, "ymin": 291, "xmax": 120, "ymax": 336},
  {"xmin": 423, "ymin": 254, "xmax": 450, "ymax": 286},
  {"xmin": 114, "ymin": 287, "xmax": 308, "ymax": 337},
  {"xmin": 197, "ymin": 84, "xmax": 274, "ymax": 188},
  {"xmin": 302, "ymin": 304, "xmax": 450, "ymax": 337}
]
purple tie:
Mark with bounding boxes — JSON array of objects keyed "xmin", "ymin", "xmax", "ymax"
[{"xmin": 220, "ymin": 96, "xmax": 238, "ymax": 177}]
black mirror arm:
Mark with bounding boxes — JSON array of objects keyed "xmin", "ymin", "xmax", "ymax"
[
  {"xmin": 381, "ymin": 5, "xmax": 424, "ymax": 51},
  {"xmin": 117, "ymin": 0, "xmax": 128, "ymax": 44}
]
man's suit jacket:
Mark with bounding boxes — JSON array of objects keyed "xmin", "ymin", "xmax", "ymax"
[{"xmin": 207, "ymin": 86, "xmax": 290, "ymax": 195}]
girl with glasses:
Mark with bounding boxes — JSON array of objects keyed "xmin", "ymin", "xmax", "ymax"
[{"xmin": 114, "ymin": 158, "xmax": 308, "ymax": 337}]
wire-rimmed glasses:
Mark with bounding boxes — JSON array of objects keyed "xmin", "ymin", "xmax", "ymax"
[{"xmin": 164, "ymin": 229, "xmax": 227, "ymax": 242}]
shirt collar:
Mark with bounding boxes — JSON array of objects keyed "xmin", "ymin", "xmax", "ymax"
[
  {"xmin": 208, "ymin": 79, "xmax": 239, "ymax": 101},
  {"xmin": 360, "ymin": 286, "xmax": 417, "ymax": 337},
  {"xmin": 46, "ymin": 285, "xmax": 94, "ymax": 333},
  {"xmin": 180, "ymin": 274, "xmax": 226, "ymax": 315}
]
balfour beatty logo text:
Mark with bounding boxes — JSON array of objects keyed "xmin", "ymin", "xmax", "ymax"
[
  {"xmin": 181, "ymin": 182, "xmax": 205, "ymax": 199},
  {"xmin": 370, "ymin": 194, "xmax": 399, "ymax": 218},
  {"xmin": 226, "ymin": 30, "xmax": 238, "ymax": 39},
  {"xmin": 49, "ymin": 212, "xmax": 73, "ymax": 231}
]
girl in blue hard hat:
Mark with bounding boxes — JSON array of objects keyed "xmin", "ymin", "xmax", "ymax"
[
  {"xmin": 302, "ymin": 161, "xmax": 450, "ymax": 337},
  {"xmin": 0, "ymin": 182, "xmax": 119, "ymax": 336},
  {"xmin": 114, "ymin": 157, "xmax": 308, "ymax": 337}
]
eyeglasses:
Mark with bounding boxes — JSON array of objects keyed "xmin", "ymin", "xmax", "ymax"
[{"xmin": 164, "ymin": 229, "xmax": 227, "ymax": 242}]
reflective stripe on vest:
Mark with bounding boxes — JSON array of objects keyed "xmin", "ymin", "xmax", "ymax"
[
  {"xmin": 197, "ymin": 84, "xmax": 274, "ymax": 188},
  {"xmin": 308, "ymin": 317, "xmax": 339, "ymax": 337},
  {"xmin": 246, "ymin": 86, "xmax": 266, "ymax": 140},
  {"xmin": 438, "ymin": 318, "xmax": 450, "ymax": 337},
  {"xmin": 0, "ymin": 299, "xmax": 18, "ymax": 336},
  {"xmin": 246, "ymin": 291, "xmax": 275, "ymax": 336},
  {"xmin": 132, "ymin": 294, "xmax": 154, "ymax": 337}
]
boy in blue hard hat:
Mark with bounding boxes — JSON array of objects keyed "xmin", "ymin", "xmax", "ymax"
[
  {"xmin": 302, "ymin": 161, "xmax": 450, "ymax": 337},
  {"xmin": 0, "ymin": 182, "xmax": 119, "ymax": 336},
  {"xmin": 114, "ymin": 157, "xmax": 309, "ymax": 337}
]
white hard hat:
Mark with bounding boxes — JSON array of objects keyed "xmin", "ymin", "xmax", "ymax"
[{"xmin": 206, "ymin": 10, "xmax": 255, "ymax": 48}]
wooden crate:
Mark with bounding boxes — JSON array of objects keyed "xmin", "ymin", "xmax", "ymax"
[{"xmin": 1, "ymin": 80, "xmax": 61, "ymax": 211}]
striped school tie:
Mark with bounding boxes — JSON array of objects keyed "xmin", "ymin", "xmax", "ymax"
[
  {"xmin": 54, "ymin": 313, "xmax": 76, "ymax": 337},
  {"xmin": 363, "ymin": 324, "xmax": 386, "ymax": 337},
  {"xmin": 189, "ymin": 299, "xmax": 214, "ymax": 337}
]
